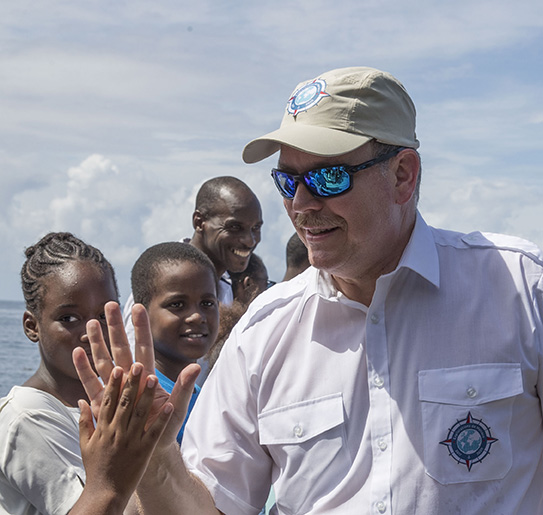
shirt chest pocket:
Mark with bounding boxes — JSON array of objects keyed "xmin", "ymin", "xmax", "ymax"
[
  {"xmin": 418, "ymin": 363, "xmax": 523, "ymax": 485},
  {"xmin": 258, "ymin": 393, "xmax": 350, "ymax": 515}
]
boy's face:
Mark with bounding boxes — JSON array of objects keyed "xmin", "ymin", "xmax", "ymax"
[{"xmin": 147, "ymin": 261, "xmax": 219, "ymax": 375}]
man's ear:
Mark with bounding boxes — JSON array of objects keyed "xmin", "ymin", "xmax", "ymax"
[
  {"xmin": 193, "ymin": 210, "xmax": 205, "ymax": 233},
  {"xmin": 393, "ymin": 149, "xmax": 420, "ymax": 205},
  {"xmin": 23, "ymin": 310, "xmax": 40, "ymax": 342}
]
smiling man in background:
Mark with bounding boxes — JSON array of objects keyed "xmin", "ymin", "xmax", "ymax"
[
  {"xmin": 123, "ymin": 176, "xmax": 263, "ymax": 343},
  {"xmin": 190, "ymin": 176, "xmax": 263, "ymax": 292}
]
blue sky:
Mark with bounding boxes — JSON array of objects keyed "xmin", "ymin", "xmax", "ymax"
[{"xmin": 1, "ymin": 0, "xmax": 542, "ymax": 302}]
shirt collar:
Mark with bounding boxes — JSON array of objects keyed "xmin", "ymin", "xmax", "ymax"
[
  {"xmin": 299, "ymin": 211, "xmax": 440, "ymax": 313},
  {"xmin": 394, "ymin": 211, "xmax": 440, "ymax": 288}
]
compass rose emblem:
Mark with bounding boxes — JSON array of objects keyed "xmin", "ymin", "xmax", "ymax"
[
  {"xmin": 440, "ymin": 412, "xmax": 498, "ymax": 471},
  {"xmin": 287, "ymin": 79, "xmax": 329, "ymax": 116}
]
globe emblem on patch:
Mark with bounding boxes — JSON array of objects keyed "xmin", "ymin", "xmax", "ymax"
[
  {"xmin": 440, "ymin": 412, "xmax": 498, "ymax": 471},
  {"xmin": 287, "ymin": 79, "xmax": 329, "ymax": 116}
]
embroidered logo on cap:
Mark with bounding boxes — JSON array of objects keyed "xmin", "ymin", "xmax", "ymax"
[
  {"xmin": 287, "ymin": 79, "xmax": 329, "ymax": 116},
  {"xmin": 440, "ymin": 412, "xmax": 498, "ymax": 471}
]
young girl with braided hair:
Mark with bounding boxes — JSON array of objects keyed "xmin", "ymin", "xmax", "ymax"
[{"xmin": 0, "ymin": 232, "xmax": 122, "ymax": 514}]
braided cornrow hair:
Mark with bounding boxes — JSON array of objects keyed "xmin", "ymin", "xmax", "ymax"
[{"xmin": 21, "ymin": 232, "xmax": 119, "ymax": 316}]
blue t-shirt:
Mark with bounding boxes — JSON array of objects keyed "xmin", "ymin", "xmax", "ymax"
[{"xmin": 155, "ymin": 368, "xmax": 201, "ymax": 445}]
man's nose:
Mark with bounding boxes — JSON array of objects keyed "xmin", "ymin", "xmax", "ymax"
[
  {"xmin": 290, "ymin": 180, "xmax": 323, "ymax": 213},
  {"xmin": 240, "ymin": 229, "xmax": 257, "ymax": 247}
]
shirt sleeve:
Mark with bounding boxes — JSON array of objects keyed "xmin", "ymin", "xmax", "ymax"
[
  {"xmin": 0, "ymin": 408, "xmax": 85, "ymax": 515},
  {"xmin": 122, "ymin": 292, "xmax": 136, "ymax": 348},
  {"xmin": 182, "ymin": 326, "xmax": 272, "ymax": 515},
  {"xmin": 535, "ymin": 273, "xmax": 543, "ymax": 414}
]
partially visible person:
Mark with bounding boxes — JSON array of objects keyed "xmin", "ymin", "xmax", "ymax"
[
  {"xmin": 229, "ymin": 253, "xmax": 272, "ymax": 306},
  {"xmin": 207, "ymin": 253, "xmax": 271, "ymax": 372},
  {"xmin": 282, "ymin": 232, "xmax": 310, "ymax": 281},
  {"xmin": 123, "ymin": 176, "xmax": 263, "ymax": 342},
  {"xmin": 130, "ymin": 242, "xmax": 220, "ymax": 444},
  {"xmin": 206, "ymin": 303, "xmax": 246, "ymax": 373},
  {"xmin": 0, "ymin": 232, "xmax": 120, "ymax": 515}
]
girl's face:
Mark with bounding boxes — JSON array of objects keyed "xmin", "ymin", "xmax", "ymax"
[
  {"xmin": 147, "ymin": 261, "xmax": 219, "ymax": 376},
  {"xmin": 23, "ymin": 260, "xmax": 118, "ymax": 383}
]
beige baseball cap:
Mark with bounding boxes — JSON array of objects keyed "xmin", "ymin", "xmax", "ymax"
[{"xmin": 242, "ymin": 66, "xmax": 419, "ymax": 164}]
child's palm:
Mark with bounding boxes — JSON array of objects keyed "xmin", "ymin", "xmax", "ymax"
[{"xmin": 73, "ymin": 302, "xmax": 198, "ymax": 449}]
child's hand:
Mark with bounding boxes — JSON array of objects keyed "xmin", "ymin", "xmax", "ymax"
[
  {"xmin": 72, "ymin": 301, "xmax": 199, "ymax": 450},
  {"xmin": 70, "ymin": 363, "xmax": 173, "ymax": 514}
]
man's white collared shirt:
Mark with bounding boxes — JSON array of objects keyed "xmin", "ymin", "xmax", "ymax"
[{"xmin": 183, "ymin": 213, "xmax": 543, "ymax": 514}]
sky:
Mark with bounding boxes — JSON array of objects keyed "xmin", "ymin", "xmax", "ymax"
[{"xmin": 1, "ymin": 0, "xmax": 542, "ymax": 303}]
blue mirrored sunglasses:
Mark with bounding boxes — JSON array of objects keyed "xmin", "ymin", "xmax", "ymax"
[{"xmin": 271, "ymin": 148, "xmax": 405, "ymax": 199}]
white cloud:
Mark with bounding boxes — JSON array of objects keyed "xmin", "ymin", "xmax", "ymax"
[
  {"xmin": 420, "ymin": 164, "xmax": 543, "ymax": 250},
  {"xmin": 1, "ymin": 0, "xmax": 542, "ymax": 300},
  {"xmin": 1, "ymin": 154, "xmax": 166, "ymax": 301}
]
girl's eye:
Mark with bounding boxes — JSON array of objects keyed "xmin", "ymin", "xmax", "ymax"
[
  {"xmin": 169, "ymin": 301, "xmax": 183, "ymax": 308},
  {"xmin": 202, "ymin": 300, "xmax": 216, "ymax": 308},
  {"xmin": 59, "ymin": 315, "xmax": 78, "ymax": 323}
]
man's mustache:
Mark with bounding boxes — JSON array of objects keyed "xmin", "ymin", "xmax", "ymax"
[{"xmin": 294, "ymin": 213, "xmax": 346, "ymax": 230}]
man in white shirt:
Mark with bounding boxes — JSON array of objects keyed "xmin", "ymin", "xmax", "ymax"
[{"xmin": 78, "ymin": 66, "xmax": 543, "ymax": 514}]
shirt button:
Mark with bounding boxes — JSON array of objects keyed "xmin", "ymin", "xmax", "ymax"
[
  {"xmin": 377, "ymin": 438, "xmax": 387, "ymax": 451},
  {"xmin": 293, "ymin": 424, "xmax": 304, "ymax": 438},
  {"xmin": 466, "ymin": 386, "xmax": 477, "ymax": 398},
  {"xmin": 374, "ymin": 376, "xmax": 384, "ymax": 388},
  {"xmin": 376, "ymin": 501, "xmax": 387, "ymax": 513},
  {"xmin": 370, "ymin": 314, "xmax": 380, "ymax": 324}
]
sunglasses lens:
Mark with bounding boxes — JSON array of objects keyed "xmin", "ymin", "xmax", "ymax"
[
  {"xmin": 272, "ymin": 171, "xmax": 297, "ymax": 198},
  {"xmin": 272, "ymin": 167, "xmax": 351, "ymax": 198},
  {"xmin": 308, "ymin": 167, "xmax": 350, "ymax": 196}
]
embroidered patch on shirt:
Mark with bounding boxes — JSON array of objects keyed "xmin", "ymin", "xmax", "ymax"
[
  {"xmin": 439, "ymin": 412, "xmax": 498, "ymax": 471},
  {"xmin": 287, "ymin": 79, "xmax": 329, "ymax": 116}
]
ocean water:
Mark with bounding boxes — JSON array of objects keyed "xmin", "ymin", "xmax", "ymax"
[{"xmin": 0, "ymin": 300, "xmax": 41, "ymax": 397}]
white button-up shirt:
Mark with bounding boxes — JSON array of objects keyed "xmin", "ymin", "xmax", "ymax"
[{"xmin": 183, "ymin": 213, "xmax": 543, "ymax": 514}]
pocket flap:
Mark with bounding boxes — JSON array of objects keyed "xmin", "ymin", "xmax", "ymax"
[
  {"xmin": 258, "ymin": 392, "xmax": 344, "ymax": 445},
  {"xmin": 418, "ymin": 363, "xmax": 522, "ymax": 405}
]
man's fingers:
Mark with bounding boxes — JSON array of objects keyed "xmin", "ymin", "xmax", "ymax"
[
  {"xmin": 132, "ymin": 304, "xmax": 156, "ymax": 374},
  {"xmin": 128, "ymin": 373, "xmax": 161, "ymax": 435},
  {"xmin": 78, "ymin": 399, "xmax": 95, "ymax": 448},
  {"xmin": 168, "ymin": 364, "xmax": 201, "ymax": 428},
  {"xmin": 143, "ymin": 401, "xmax": 174, "ymax": 445},
  {"xmin": 105, "ymin": 301, "xmax": 134, "ymax": 371},
  {"xmin": 179, "ymin": 363, "xmax": 201, "ymax": 391},
  {"xmin": 110, "ymin": 363, "xmax": 147, "ymax": 430},
  {"xmin": 100, "ymin": 366, "xmax": 125, "ymax": 424},
  {"xmin": 73, "ymin": 347, "xmax": 105, "ymax": 403}
]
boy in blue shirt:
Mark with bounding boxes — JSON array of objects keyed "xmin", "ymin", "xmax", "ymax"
[{"xmin": 130, "ymin": 241, "xmax": 219, "ymax": 443}]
